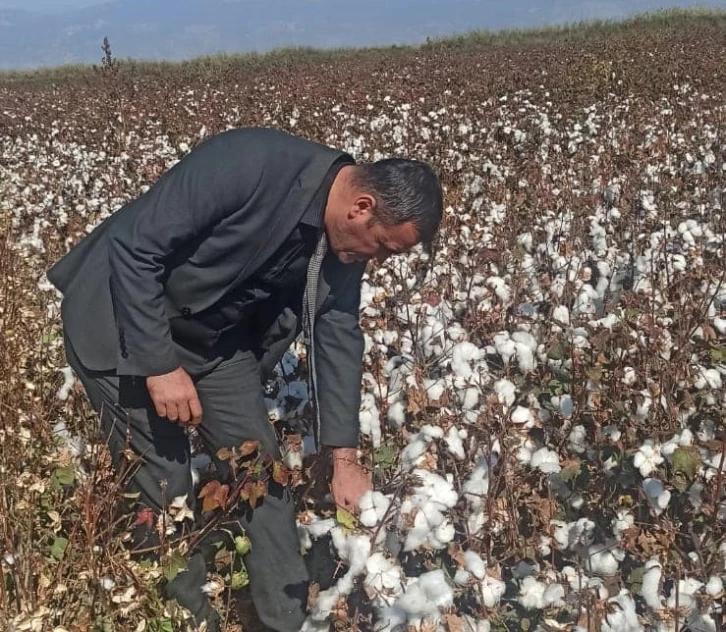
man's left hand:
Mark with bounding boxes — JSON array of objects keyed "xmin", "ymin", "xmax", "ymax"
[{"xmin": 331, "ymin": 447, "xmax": 371, "ymax": 513}]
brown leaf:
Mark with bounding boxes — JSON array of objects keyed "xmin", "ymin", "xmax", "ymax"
[
  {"xmin": 216, "ymin": 446, "xmax": 234, "ymax": 461},
  {"xmin": 272, "ymin": 461, "xmax": 290, "ymax": 486},
  {"xmin": 443, "ymin": 614, "xmax": 464, "ymax": 632},
  {"xmin": 241, "ymin": 481, "xmax": 267, "ymax": 509},
  {"xmin": 135, "ymin": 508, "xmax": 155, "ymax": 528},
  {"xmin": 199, "ymin": 480, "xmax": 229, "ymax": 512}
]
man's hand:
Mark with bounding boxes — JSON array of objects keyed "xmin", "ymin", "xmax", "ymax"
[
  {"xmin": 331, "ymin": 447, "xmax": 372, "ymax": 513},
  {"xmin": 146, "ymin": 367, "xmax": 202, "ymax": 426}
]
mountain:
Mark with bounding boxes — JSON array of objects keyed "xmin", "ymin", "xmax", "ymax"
[{"xmin": 0, "ymin": 0, "xmax": 714, "ymax": 70}]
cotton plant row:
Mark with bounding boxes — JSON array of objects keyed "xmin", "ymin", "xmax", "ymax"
[{"xmin": 1, "ymin": 65, "xmax": 725, "ymax": 631}]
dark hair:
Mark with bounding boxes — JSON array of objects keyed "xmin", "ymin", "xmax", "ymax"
[{"xmin": 353, "ymin": 159, "xmax": 443, "ymax": 244}]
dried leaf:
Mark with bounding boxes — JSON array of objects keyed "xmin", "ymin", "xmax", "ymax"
[
  {"xmin": 199, "ymin": 480, "xmax": 229, "ymax": 512},
  {"xmin": 239, "ymin": 440, "xmax": 260, "ymax": 457},
  {"xmin": 272, "ymin": 461, "xmax": 290, "ymax": 486}
]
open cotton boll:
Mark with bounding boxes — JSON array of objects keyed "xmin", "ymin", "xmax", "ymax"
[
  {"xmin": 359, "ymin": 392, "xmax": 382, "ymax": 448},
  {"xmin": 611, "ymin": 510, "xmax": 634, "ymax": 541},
  {"xmin": 641, "ymin": 559, "xmax": 664, "ymax": 611},
  {"xmin": 706, "ymin": 576, "xmax": 723, "ymax": 597},
  {"xmin": 464, "ymin": 550, "xmax": 486, "ymax": 579},
  {"xmin": 585, "ymin": 540, "xmax": 624, "ymax": 575},
  {"xmin": 494, "ymin": 378, "xmax": 517, "ymax": 409},
  {"xmin": 387, "ymin": 400, "xmax": 407, "ymax": 428},
  {"xmin": 511, "ymin": 405, "xmax": 536, "ymax": 428},
  {"xmin": 568, "ymin": 425, "xmax": 587, "ymax": 453},
  {"xmin": 493, "ymin": 332, "xmax": 516, "ymax": 366},
  {"xmin": 481, "ymin": 574, "xmax": 506, "ymax": 608},
  {"xmin": 530, "ymin": 447, "xmax": 561, "ymax": 474},
  {"xmin": 396, "ymin": 569, "xmax": 454, "ymax": 624},
  {"xmin": 56, "ymin": 366, "xmax": 76, "ymax": 401},
  {"xmin": 643, "ymin": 478, "xmax": 671, "ymax": 516},
  {"xmin": 359, "ymin": 491, "xmax": 391, "ymax": 528},
  {"xmin": 463, "ymin": 617, "xmax": 491, "ymax": 632},
  {"xmin": 633, "ymin": 440, "xmax": 664, "ymax": 477},
  {"xmin": 364, "ymin": 553, "xmax": 403, "ymax": 595},
  {"xmin": 445, "ymin": 426, "xmax": 465, "ymax": 460},
  {"xmin": 451, "ymin": 341, "xmax": 484, "ymax": 379},
  {"xmin": 551, "ymin": 394, "xmax": 573, "ymax": 418},
  {"xmin": 463, "ymin": 456, "xmax": 492, "ymax": 510},
  {"xmin": 666, "ymin": 578, "xmax": 703, "ymax": 613},
  {"xmin": 601, "ymin": 590, "xmax": 641, "ymax": 632}
]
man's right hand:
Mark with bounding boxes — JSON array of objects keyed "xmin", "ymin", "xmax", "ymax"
[{"xmin": 146, "ymin": 367, "xmax": 203, "ymax": 426}]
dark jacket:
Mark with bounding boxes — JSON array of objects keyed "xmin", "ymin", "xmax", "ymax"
[{"xmin": 47, "ymin": 127, "xmax": 365, "ymax": 447}]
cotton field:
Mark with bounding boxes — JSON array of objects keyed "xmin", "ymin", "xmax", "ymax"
[{"xmin": 1, "ymin": 15, "xmax": 725, "ymax": 632}]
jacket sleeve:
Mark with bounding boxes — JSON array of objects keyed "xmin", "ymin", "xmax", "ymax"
[
  {"xmin": 313, "ymin": 258, "xmax": 367, "ymax": 448},
  {"xmin": 108, "ymin": 130, "xmax": 264, "ymax": 376}
]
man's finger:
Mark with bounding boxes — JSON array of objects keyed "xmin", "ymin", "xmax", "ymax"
[
  {"xmin": 166, "ymin": 402, "xmax": 179, "ymax": 422},
  {"xmin": 177, "ymin": 401, "xmax": 191, "ymax": 424},
  {"xmin": 189, "ymin": 397, "xmax": 203, "ymax": 425}
]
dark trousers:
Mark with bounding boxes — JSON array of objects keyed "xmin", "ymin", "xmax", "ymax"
[{"xmin": 64, "ymin": 335, "xmax": 309, "ymax": 632}]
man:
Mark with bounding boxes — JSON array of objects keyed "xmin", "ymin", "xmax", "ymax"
[{"xmin": 47, "ymin": 127, "xmax": 443, "ymax": 631}]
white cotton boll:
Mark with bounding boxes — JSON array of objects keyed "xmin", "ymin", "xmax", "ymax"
[
  {"xmin": 641, "ymin": 559, "xmax": 664, "ymax": 611},
  {"xmin": 430, "ymin": 520, "xmax": 456, "ymax": 548},
  {"xmin": 518, "ymin": 576, "xmax": 547, "ymax": 609},
  {"xmin": 643, "ymin": 478, "xmax": 671, "ymax": 516},
  {"xmin": 537, "ymin": 536, "xmax": 552, "ymax": 557},
  {"xmin": 568, "ymin": 425, "xmax": 587, "ymax": 453},
  {"xmin": 603, "ymin": 425, "xmax": 622, "ymax": 442},
  {"xmin": 493, "ymin": 332, "xmax": 516, "ymax": 366},
  {"xmin": 458, "ymin": 386, "xmax": 480, "ymax": 411},
  {"xmin": 397, "ymin": 570, "xmax": 453, "ymax": 622},
  {"xmin": 359, "ymin": 491, "xmax": 390, "ymax": 528},
  {"xmin": 387, "ymin": 400, "xmax": 407, "ymax": 428},
  {"xmin": 365, "ymin": 553, "xmax": 403, "ymax": 595},
  {"xmin": 454, "ymin": 569, "xmax": 471, "ymax": 586},
  {"xmin": 445, "ymin": 426, "xmax": 465, "ymax": 460},
  {"xmin": 463, "ymin": 457, "xmax": 491, "ymax": 509},
  {"xmin": 714, "ymin": 317, "xmax": 726, "ymax": 335},
  {"xmin": 511, "ymin": 405, "xmax": 535, "ymax": 427},
  {"xmin": 56, "ymin": 366, "xmax": 76, "ymax": 401},
  {"xmin": 468, "ymin": 510, "xmax": 485, "ymax": 537},
  {"xmin": 601, "ymin": 590, "xmax": 641, "ymax": 632},
  {"xmin": 585, "ymin": 542, "xmax": 622, "ymax": 575},
  {"xmin": 611, "ymin": 510, "xmax": 634, "ymax": 541},
  {"xmin": 666, "ymin": 578, "xmax": 703, "ymax": 613},
  {"xmin": 424, "ymin": 378, "xmax": 447, "ymax": 402},
  {"xmin": 373, "ymin": 605, "xmax": 407, "ymax": 631},
  {"xmin": 451, "ymin": 342, "xmax": 482, "ymax": 378},
  {"xmin": 515, "ymin": 342, "xmax": 536, "ymax": 372},
  {"xmin": 359, "ymin": 393, "xmax": 381, "ymax": 448},
  {"xmin": 481, "ymin": 575, "xmax": 506, "ymax": 608},
  {"xmin": 706, "ymin": 576, "xmax": 723, "ymax": 597},
  {"xmin": 552, "ymin": 305, "xmax": 570, "ymax": 326},
  {"xmin": 633, "ymin": 440, "xmax": 664, "ymax": 477},
  {"xmin": 531, "ymin": 447, "xmax": 561, "ymax": 474},
  {"xmin": 494, "ymin": 379, "xmax": 517, "ymax": 408},
  {"xmin": 544, "ymin": 582, "xmax": 566, "ymax": 608},
  {"xmin": 622, "ymin": 366, "xmax": 637, "ymax": 385},
  {"xmin": 464, "ymin": 550, "xmax": 486, "ymax": 579}
]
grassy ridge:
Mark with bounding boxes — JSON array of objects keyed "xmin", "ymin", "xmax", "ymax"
[{"xmin": 0, "ymin": 7, "xmax": 724, "ymax": 86}]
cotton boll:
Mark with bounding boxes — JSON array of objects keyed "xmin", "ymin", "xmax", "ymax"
[
  {"xmin": 359, "ymin": 393, "xmax": 382, "ymax": 448},
  {"xmin": 585, "ymin": 541, "xmax": 623, "ymax": 575},
  {"xmin": 493, "ymin": 332, "xmax": 516, "ymax": 366},
  {"xmin": 601, "ymin": 590, "xmax": 641, "ymax": 632},
  {"xmin": 666, "ymin": 578, "xmax": 703, "ymax": 613},
  {"xmin": 706, "ymin": 576, "xmax": 723, "ymax": 597},
  {"xmin": 640, "ymin": 559, "xmax": 664, "ymax": 611},
  {"xmin": 396, "ymin": 570, "xmax": 453, "ymax": 623},
  {"xmin": 387, "ymin": 400, "xmax": 407, "ymax": 428},
  {"xmin": 494, "ymin": 379, "xmax": 517, "ymax": 409},
  {"xmin": 463, "ymin": 457, "xmax": 491, "ymax": 510},
  {"xmin": 643, "ymin": 478, "xmax": 671, "ymax": 516},
  {"xmin": 568, "ymin": 425, "xmax": 587, "ymax": 453},
  {"xmin": 56, "ymin": 366, "xmax": 76, "ymax": 401},
  {"xmin": 530, "ymin": 447, "xmax": 561, "ymax": 474},
  {"xmin": 551, "ymin": 394, "xmax": 573, "ymax": 418},
  {"xmin": 481, "ymin": 574, "xmax": 506, "ymax": 608},
  {"xmin": 445, "ymin": 426, "xmax": 465, "ymax": 460},
  {"xmin": 511, "ymin": 405, "xmax": 535, "ymax": 428},
  {"xmin": 452, "ymin": 342, "xmax": 483, "ymax": 379},
  {"xmin": 464, "ymin": 550, "xmax": 486, "ymax": 579},
  {"xmin": 359, "ymin": 491, "xmax": 391, "ymax": 528},
  {"xmin": 518, "ymin": 576, "xmax": 547, "ymax": 609},
  {"xmin": 373, "ymin": 605, "xmax": 407, "ymax": 631},
  {"xmin": 365, "ymin": 553, "xmax": 403, "ymax": 595},
  {"xmin": 633, "ymin": 440, "xmax": 664, "ymax": 477},
  {"xmin": 611, "ymin": 510, "xmax": 634, "ymax": 541},
  {"xmin": 430, "ymin": 520, "xmax": 456, "ymax": 548}
]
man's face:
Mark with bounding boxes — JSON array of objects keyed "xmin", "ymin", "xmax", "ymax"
[{"xmin": 327, "ymin": 207, "xmax": 419, "ymax": 265}]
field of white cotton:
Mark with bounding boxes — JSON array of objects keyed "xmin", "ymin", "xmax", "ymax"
[{"xmin": 0, "ymin": 14, "xmax": 725, "ymax": 632}]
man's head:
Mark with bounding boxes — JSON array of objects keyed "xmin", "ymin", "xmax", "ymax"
[{"xmin": 324, "ymin": 159, "xmax": 443, "ymax": 264}]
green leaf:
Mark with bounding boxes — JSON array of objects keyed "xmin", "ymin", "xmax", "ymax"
[
  {"xmin": 50, "ymin": 536, "xmax": 68, "ymax": 560},
  {"xmin": 53, "ymin": 466, "xmax": 75, "ymax": 488},
  {"xmin": 710, "ymin": 346, "xmax": 726, "ymax": 363},
  {"xmin": 164, "ymin": 551, "xmax": 187, "ymax": 583},
  {"xmin": 336, "ymin": 507, "xmax": 358, "ymax": 532},
  {"xmin": 547, "ymin": 341, "xmax": 566, "ymax": 361},
  {"xmin": 374, "ymin": 445, "xmax": 396, "ymax": 469},
  {"xmin": 672, "ymin": 446, "xmax": 700, "ymax": 481}
]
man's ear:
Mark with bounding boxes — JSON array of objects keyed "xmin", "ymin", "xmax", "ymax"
[{"xmin": 348, "ymin": 193, "xmax": 376, "ymax": 220}]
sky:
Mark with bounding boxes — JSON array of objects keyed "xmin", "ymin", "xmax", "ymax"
[{"xmin": 0, "ymin": 0, "xmax": 723, "ymax": 69}]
